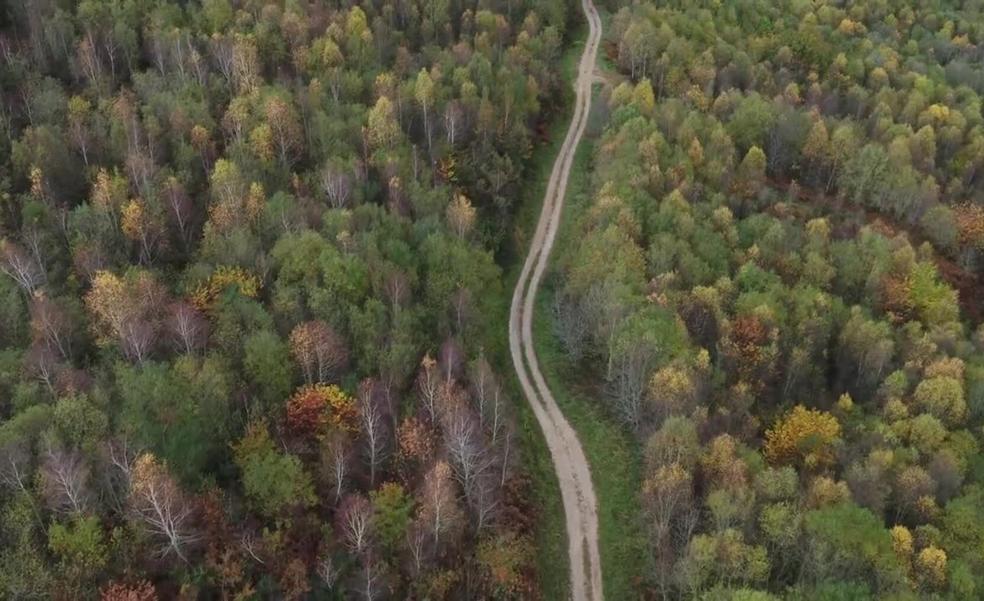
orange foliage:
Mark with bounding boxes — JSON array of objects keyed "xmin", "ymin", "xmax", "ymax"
[
  {"xmin": 880, "ymin": 275, "xmax": 914, "ymax": 322},
  {"xmin": 476, "ymin": 531, "xmax": 536, "ymax": 597},
  {"xmin": 397, "ymin": 415, "xmax": 437, "ymax": 465},
  {"xmin": 286, "ymin": 384, "xmax": 358, "ymax": 438},
  {"xmin": 720, "ymin": 314, "xmax": 778, "ymax": 388},
  {"xmin": 954, "ymin": 203, "xmax": 984, "ymax": 250},
  {"xmin": 100, "ymin": 581, "xmax": 158, "ymax": 601}
]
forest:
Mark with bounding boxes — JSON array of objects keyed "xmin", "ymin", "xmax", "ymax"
[
  {"xmin": 0, "ymin": 0, "xmax": 574, "ymax": 598},
  {"xmin": 5, "ymin": 0, "xmax": 984, "ymax": 600},
  {"xmin": 549, "ymin": 0, "xmax": 984, "ymax": 599}
]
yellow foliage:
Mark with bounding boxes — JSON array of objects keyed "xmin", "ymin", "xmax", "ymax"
[
  {"xmin": 446, "ymin": 193, "xmax": 476, "ymax": 239},
  {"xmin": 249, "ymin": 123, "xmax": 275, "ymax": 162},
  {"xmin": 85, "ymin": 271, "xmax": 129, "ymax": 345},
  {"xmin": 632, "ymin": 79, "xmax": 656, "ymax": 116},
  {"xmin": 91, "ymin": 168, "xmax": 128, "ymax": 213},
  {"xmin": 837, "ymin": 18, "xmax": 866, "ymax": 35},
  {"xmin": 84, "ymin": 269, "xmax": 165, "ymax": 349},
  {"xmin": 891, "ymin": 525, "xmax": 913, "ymax": 559},
  {"xmin": 805, "ymin": 475, "xmax": 850, "ymax": 509},
  {"xmin": 192, "ymin": 266, "xmax": 260, "ymax": 310},
  {"xmin": 438, "ymin": 154, "xmax": 458, "ymax": 184},
  {"xmin": 764, "ymin": 405, "xmax": 841, "ymax": 468},
  {"xmin": 245, "ymin": 182, "xmax": 266, "ymax": 223},
  {"xmin": 924, "ymin": 356, "xmax": 964, "ymax": 380},
  {"xmin": 700, "ymin": 434, "xmax": 747, "ymax": 491},
  {"xmin": 120, "ymin": 199, "xmax": 145, "ymax": 241},
  {"xmin": 29, "ymin": 166, "xmax": 45, "ymax": 200},
  {"xmin": 915, "ymin": 546, "xmax": 947, "ymax": 588}
]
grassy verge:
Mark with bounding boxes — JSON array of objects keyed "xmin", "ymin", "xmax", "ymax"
[{"xmin": 531, "ymin": 112, "xmax": 649, "ymax": 599}]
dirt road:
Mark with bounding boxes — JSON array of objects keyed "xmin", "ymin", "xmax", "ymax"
[{"xmin": 509, "ymin": 0, "xmax": 603, "ymax": 599}]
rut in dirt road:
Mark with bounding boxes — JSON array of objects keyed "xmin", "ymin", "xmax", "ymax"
[{"xmin": 509, "ymin": 0, "xmax": 603, "ymax": 600}]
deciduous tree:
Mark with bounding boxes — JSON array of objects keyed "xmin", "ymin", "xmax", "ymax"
[{"xmin": 127, "ymin": 454, "xmax": 198, "ymax": 562}]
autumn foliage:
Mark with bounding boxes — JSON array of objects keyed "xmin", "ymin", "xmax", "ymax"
[
  {"xmin": 954, "ymin": 203, "xmax": 984, "ymax": 250},
  {"xmin": 288, "ymin": 320, "xmax": 349, "ymax": 384},
  {"xmin": 190, "ymin": 266, "xmax": 260, "ymax": 310},
  {"xmin": 764, "ymin": 405, "xmax": 841, "ymax": 468},
  {"xmin": 100, "ymin": 580, "xmax": 158, "ymax": 601},
  {"xmin": 84, "ymin": 270, "xmax": 167, "ymax": 362},
  {"xmin": 286, "ymin": 384, "xmax": 358, "ymax": 438}
]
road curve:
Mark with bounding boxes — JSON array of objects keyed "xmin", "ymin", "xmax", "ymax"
[{"xmin": 509, "ymin": 0, "xmax": 603, "ymax": 599}]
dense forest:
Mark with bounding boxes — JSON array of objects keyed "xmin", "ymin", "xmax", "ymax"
[
  {"xmin": 0, "ymin": 0, "xmax": 574, "ymax": 598},
  {"xmin": 552, "ymin": 0, "xmax": 984, "ymax": 599},
  {"xmin": 7, "ymin": 0, "xmax": 984, "ymax": 599}
]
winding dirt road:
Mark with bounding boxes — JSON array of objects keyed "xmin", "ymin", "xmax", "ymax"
[{"xmin": 509, "ymin": 0, "xmax": 603, "ymax": 599}]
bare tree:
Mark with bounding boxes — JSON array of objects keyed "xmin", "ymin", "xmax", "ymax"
[
  {"xmin": 320, "ymin": 160, "xmax": 354, "ymax": 209},
  {"xmin": 76, "ymin": 36, "xmax": 104, "ymax": 89},
  {"xmin": 0, "ymin": 239, "xmax": 45, "ymax": 293},
  {"xmin": 450, "ymin": 286, "xmax": 472, "ymax": 334},
  {"xmin": 67, "ymin": 100, "xmax": 93, "ymax": 167},
  {"xmin": 337, "ymin": 493, "xmax": 373, "ymax": 556},
  {"xmin": 23, "ymin": 340, "xmax": 60, "ymax": 395},
  {"xmin": 289, "ymin": 320, "xmax": 349, "ymax": 384},
  {"xmin": 40, "ymin": 446, "xmax": 91, "ymax": 515},
  {"xmin": 441, "ymin": 403, "xmax": 491, "ymax": 503},
  {"xmin": 321, "ymin": 432, "xmax": 351, "ymax": 505},
  {"xmin": 444, "ymin": 100, "xmax": 463, "ymax": 147},
  {"xmin": 29, "ymin": 293, "xmax": 74, "ymax": 359},
  {"xmin": 470, "ymin": 472, "xmax": 500, "ymax": 533},
  {"xmin": 418, "ymin": 460, "xmax": 462, "ymax": 548},
  {"xmin": 239, "ymin": 529, "xmax": 266, "ymax": 565},
  {"xmin": 119, "ymin": 318, "xmax": 156, "ymax": 364},
  {"xmin": 383, "ymin": 268, "xmax": 410, "ymax": 314},
  {"xmin": 166, "ymin": 301, "xmax": 208, "ymax": 354},
  {"xmin": 0, "ymin": 442, "xmax": 33, "ymax": 498},
  {"xmin": 405, "ymin": 518, "xmax": 430, "ymax": 575},
  {"xmin": 358, "ymin": 553, "xmax": 385, "ymax": 601},
  {"xmin": 642, "ymin": 462, "xmax": 698, "ymax": 599},
  {"xmin": 552, "ymin": 291, "xmax": 590, "ymax": 362},
  {"xmin": 498, "ymin": 424, "xmax": 516, "ymax": 488},
  {"xmin": 162, "ymin": 177, "xmax": 194, "ymax": 247},
  {"xmin": 359, "ymin": 380, "xmax": 389, "ymax": 487},
  {"xmin": 128, "ymin": 453, "xmax": 199, "ymax": 563},
  {"xmin": 470, "ymin": 356, "xmax": 508, "ymax": 446},
  {"xmin": 208, "ymin": 34, "xmax": 235, "ymax": 85},
  {"xmin": 316, "ymin": 553, "xmax": 341, "ymax": 590},
  {"xmin": 643, "ymin": 462, "xmax": 693, "ymax": 549},
  {"xmin": 608, "ymin": 327, "xmax": 661, "ymax": 430},
  {"xmin": 439, "ymin": 339, "xmax": 464, "ymax": 387},
  {"xmin": 103, "ymin": 437, "xmax": 139, "ymax": 513},
  {"xmin": 106, "ymin": 437, "xmax": 138, "ymax": 488},
  {"xmin": 416, "ymin": 354, "xmax": 441, "ymax": 423}
]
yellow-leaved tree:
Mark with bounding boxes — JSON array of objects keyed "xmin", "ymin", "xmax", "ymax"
[{"xmin": 764, "ymin": 405, "xmax": 841, "ymax": 469}]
